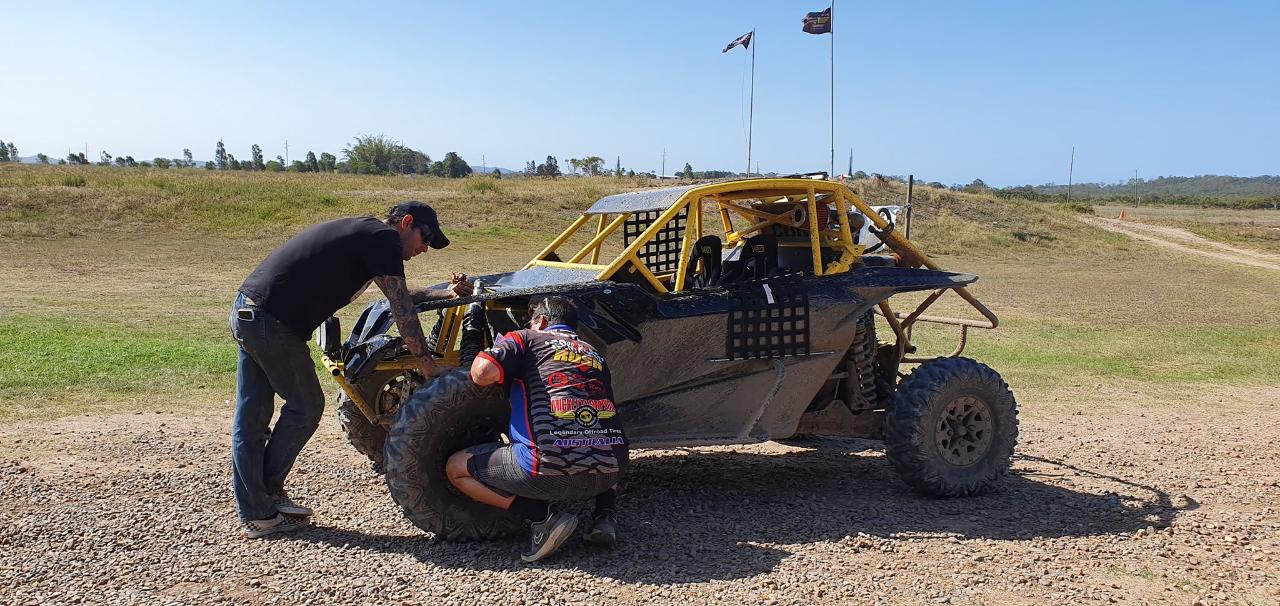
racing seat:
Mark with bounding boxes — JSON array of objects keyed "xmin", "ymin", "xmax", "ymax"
[
  {"xmin": 685, "ymin": 235, "xmax": 723, "ymax": 289},
  {"xmin": 742, "ymin": 233, "xmax": 779, "ymax": 280},
  {"xmin": 720, "ymin": 233, "xmax": 779, "ymax": 284}
]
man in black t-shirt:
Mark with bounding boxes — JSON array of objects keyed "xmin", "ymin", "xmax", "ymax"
[
  {"xmin": 445, "ymin": 295, "xmax": 627, "ymax": 562},
  {"xmin": 231, "ymin": 201, "xmax": 469, "ymax": 539}
]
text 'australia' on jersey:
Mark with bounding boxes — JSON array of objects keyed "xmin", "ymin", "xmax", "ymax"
[{"xmin": 476, "ymin": 326, "xmax": 628, "ymax": 476}]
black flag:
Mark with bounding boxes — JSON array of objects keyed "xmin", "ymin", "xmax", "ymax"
[
  {"xmin": 723, "ymin": 31, "xmax": 753, "ymax": 53},
  {"xmin": 802, "ymin": 8, "xmax": 832, "ymax": 35}
]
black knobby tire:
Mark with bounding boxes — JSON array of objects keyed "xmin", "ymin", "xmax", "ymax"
[
  {"xmin": 883, "ymin": 357, "xmax": 1018, "ymax": 497},
  {"xmin": 384, "ymin": 369, "xmax": 525, "ymax": 541},
  {"xmin": 337, "ymin": 395, "xmax": 387, "ymax": 469}
]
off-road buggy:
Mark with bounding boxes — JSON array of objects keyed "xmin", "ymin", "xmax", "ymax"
[{"xmin": 317, "ymin": 177, "xmax": 1015, "ymax": 540}]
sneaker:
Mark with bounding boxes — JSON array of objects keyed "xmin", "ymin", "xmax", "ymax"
[
  {"xmin": 271, "ymin": 490, "xmax": 313, "ymax": 516},
  {"xmin": 520, "ymin": 511, "xmax": 578, "ymax": 563},
  {"xmin": 241, "ymin": 513, "xmax": 310, "ymax": 539},
  {"xmin": 584, "ymin": 513, "xmax": 618, "ymax": 548}
]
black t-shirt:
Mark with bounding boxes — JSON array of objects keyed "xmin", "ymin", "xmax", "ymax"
[
  {"xmin": 240, "ymin": 217, "xmax": 403, "ymax": 337},
  {"xmin": 478, "ymin": 326, "xmax": 628, "ymax": 476}
]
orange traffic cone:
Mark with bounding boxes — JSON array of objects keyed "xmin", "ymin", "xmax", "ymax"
[{"xmin": 1118, "ymin": 210, "xmax": 1127, "ymax": 220}]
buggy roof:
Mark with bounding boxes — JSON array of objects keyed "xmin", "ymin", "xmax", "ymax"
[
  {"xmin": 584, "ymin": 178, "xmax": 840, "ymax": 215},
  {"xmin": 586, "ymin": 185, "xmax": 698, "ymax": 214}
]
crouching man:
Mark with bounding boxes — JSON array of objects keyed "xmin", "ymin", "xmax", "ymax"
[{"xmin": 446, "ymin": 295, "xmax": 626, "ymax": 562}]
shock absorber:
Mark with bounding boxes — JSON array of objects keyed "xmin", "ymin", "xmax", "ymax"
[{"xmin": 458, "ymin": 280, "xmax": 488, "ymax": 367}]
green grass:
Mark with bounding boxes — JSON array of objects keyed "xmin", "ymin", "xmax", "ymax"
[{"xmin": 0, "ymin": 316, "xmax": 235, "ymax": 407}]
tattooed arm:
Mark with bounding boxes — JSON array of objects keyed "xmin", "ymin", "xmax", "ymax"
[
  {"xmin": 373, "ymin": 274, "xmax": 439, "ymax": 377},
  {"xmin": 409, "ymin": 287, "xmax": 458, "ymax": 304},
  {"xmin": 410, "ymin": 272, "xmax": 472, "ymax": 304}
]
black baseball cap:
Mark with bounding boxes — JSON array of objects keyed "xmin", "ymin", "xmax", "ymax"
[{"xmin": 389, "ymin": 201, "xmax": 450, "ymax": 249}]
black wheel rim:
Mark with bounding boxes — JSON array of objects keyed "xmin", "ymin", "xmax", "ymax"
[{"xmin": 934, "ymin": 395, "xmax": 994, "ymax": 466}]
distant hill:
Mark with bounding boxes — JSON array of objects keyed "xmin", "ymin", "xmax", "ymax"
[{"xmin": 470, "ymin": 165, "xmax": 516, "ymax": 176}]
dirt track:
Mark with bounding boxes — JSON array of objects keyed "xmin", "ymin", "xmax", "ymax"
[
  {"xmin": 2, "ymin": 387, "xmax": 1278, "ymax": 605},
  {"xmin": 1085, "ymin": 217, "xmax": 1280, "ymax": 271}
]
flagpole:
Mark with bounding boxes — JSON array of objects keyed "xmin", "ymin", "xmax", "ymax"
[
  {"xmin": 829, "ymin": 0, "xmax": 835, "ymax": 178},
  {"xmin": 747, "ymin": 29, "xmax": 755, "ymax": 177}
]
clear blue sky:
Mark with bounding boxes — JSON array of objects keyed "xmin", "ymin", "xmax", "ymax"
[{"xmin": 4, "ymin": 1, "xmax": 1277, "ymax": 185}]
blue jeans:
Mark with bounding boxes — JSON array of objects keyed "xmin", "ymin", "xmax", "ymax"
[{"xmin": 229, "ymin": 292, "xmax": 325, "ymax": 521}]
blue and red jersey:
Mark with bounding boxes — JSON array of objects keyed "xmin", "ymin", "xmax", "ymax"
[{"xmin": 477, "ymin": 326, "xmax": 628, "ymax": 475}]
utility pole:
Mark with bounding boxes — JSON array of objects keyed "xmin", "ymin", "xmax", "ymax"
[
  {"xmin": 284, "ymin": 140, "xmax": 289, "ymax": 166},
  {"xmin": 661, "ymin": 148, "xmax": 666, "ymax": 178},
  {"xmin": 1066, "ymin": 146, "xmax": 1075, "ymax": 205},
  {"xmin": 829, "ymin": 0, "xmax": 836, "ymax": 178},
  {"xmin": 1134, "ymin": 169, "xmax": 1140, "ymax": 202},
  {"xmin": 747, "ymin": 28, "xmax": 755, "ymax": 177},
  {"xmin": 482, "ymin": 154, "xmax": 486, "ymax": 174}
]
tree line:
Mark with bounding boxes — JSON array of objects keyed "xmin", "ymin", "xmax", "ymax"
[
  {"xmin": 6, "ymin": 133, "xmax": 750, "ymax": 183},
  {"xmin": 3, "ymin": 134, "xmax": 480, "ymax": 179},
  {"xmin": 520, "ymin": 156, "xmax": 728, "ymax": 180}
]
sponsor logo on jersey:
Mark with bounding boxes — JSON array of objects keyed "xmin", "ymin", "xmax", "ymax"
[{"xmin": 550, "ymin": 397, "xmax": 616, "ymax": 427}]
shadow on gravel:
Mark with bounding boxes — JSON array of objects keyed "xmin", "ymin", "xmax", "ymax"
[{"xmin": 300, "ymin": 438, "xmax": 1182, "ymax": 583}]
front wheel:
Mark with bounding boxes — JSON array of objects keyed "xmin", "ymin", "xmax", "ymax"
[
  {"xmin": 335, "ymin": 370, "xmax": 422, "ymax": 471},
  {"xmin": 384, "ymin": 369, "xmax": 525, "ymax": 541},
  {"xmin": 883, "ymin": 357, "xmax": 1018, "ymax": 497},
  {"xmin": 337, "ymin": 396, "xmax": 387, "ymax": 470}
]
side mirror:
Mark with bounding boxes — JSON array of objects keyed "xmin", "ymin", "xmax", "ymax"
[{"xmin": 316, "ymin": 316, "xmax": 342, "ymax": 357}]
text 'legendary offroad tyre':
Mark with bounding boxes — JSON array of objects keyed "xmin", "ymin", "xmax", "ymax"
[
  {"xmin": 384, "ymin": 369, "xmax": 525, "ymax": 541},
  {"xmin": 883, "ymin": 357, "xmax": 1018, "ymax": 497}
]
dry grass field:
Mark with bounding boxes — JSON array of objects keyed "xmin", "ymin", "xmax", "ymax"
[
  {"xmin": 1, "ymin": 165, "xmax": 1277, "ymax": 605},
  {"xmin": 1093, "ymin": 204, "xmax": 1280, "ymax": 255}
]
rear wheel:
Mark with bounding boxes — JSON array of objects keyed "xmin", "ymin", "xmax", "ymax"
[
  {"xmin": 384, "ymin": 369, "xmax": 525, "ymax": 541},
  {"xmin": 883, "ymin": 357, "xmax": 1017, "ymax": 497}
]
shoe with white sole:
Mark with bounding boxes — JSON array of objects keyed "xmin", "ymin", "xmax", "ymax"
[
  {"xmin": 241, "ymin": 513, "xmax": 310, "ymax": 539},
  {"xmin": 271, "ymin": 490, "xmax": 313, "ymax": 517}
]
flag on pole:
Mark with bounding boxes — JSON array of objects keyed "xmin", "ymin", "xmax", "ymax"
[
  {"xmin": 722, "ymin": 31, "xmax": 753, "ymax": 53},
  {"xmin": 802, "ymin": 8, "xmax": 832, "ymax": 34}
]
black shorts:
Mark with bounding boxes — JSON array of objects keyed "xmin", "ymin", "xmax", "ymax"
[{"xmin": 465, "ymin": 443, "xmax": 621, "ymax": 502}]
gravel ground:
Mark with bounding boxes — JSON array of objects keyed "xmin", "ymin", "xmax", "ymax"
[{"xmin": 2, "ymin": 393, "xmax": 1278, "ymax": 606}]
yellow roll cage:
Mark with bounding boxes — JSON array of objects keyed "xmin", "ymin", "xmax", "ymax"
[{"xmin": 528, "ymin": 178, "xmax": 908, "ymax": 292}]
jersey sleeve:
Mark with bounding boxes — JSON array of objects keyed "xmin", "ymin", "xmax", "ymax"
[
  {"xmin": 477, "ymin": 330, "xmax": 528, "ymax": 385},
  {"xmin": 363, "ymin": 227, "xmax": 405, "ymax": 278}
]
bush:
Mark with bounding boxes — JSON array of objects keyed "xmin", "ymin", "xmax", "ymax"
[{"xmin": 61, "ymin": 175, "xmax": 87, "ymax": 187}]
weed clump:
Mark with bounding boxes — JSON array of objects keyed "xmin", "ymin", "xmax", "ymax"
[
  {"xmin": 463, "ymin": 175, "xmax": 503, "ymax": 194},
  {"xmin": 61, "ymin": 175, "xmax": 87, "ymax": 187},
  {"xmin": 1060, "ymin": 201, "xmax": 1094, "ymax": 214}
]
